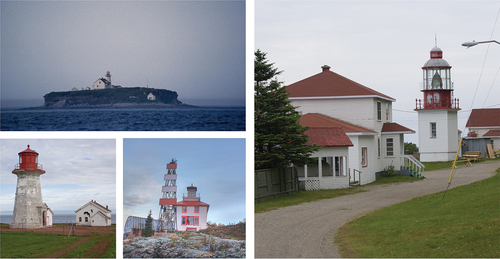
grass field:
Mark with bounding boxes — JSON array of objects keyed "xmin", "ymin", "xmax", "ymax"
[
  {"xmin": 0, "ymin": 230, "xmax": 115, "ymax": 258},
  {"xmin": 422, "ymin": 156, "xmax": 500, "ymax": 171},
  {"xmin": 255, "ymin": 175, "xmax": 422, "ymax": 213},
  {"xmin": 335, "ymin": 168, "xmax": 500, "ymax": 258}
]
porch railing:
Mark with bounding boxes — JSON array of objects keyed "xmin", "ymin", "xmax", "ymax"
[
  {"xmin": 400, "ymin": 155, "xmax": 425, "ymax": 178},
  {"xmin": 349, "ymin": 169, "xmax": 362, "ymax": 186}
]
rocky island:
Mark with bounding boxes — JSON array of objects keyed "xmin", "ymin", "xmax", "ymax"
[{"xmin": 37, "ymin": 87, "xmax": 194, "ymax": 109}]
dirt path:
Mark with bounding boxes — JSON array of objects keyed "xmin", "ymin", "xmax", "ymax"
[
  {"xmin": 255, "ymin": 160, "xmax": 500, "ymax": 258},
  {"xmin": 40, "ymin": 237, "xmax": 91, "ymax": 258}
]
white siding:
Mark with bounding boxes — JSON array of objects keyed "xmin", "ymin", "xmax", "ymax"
[
  {"xmin": 176, "ymin": 205, "xmax": 208, "ymax": 231},
  {"xmin": 291, "ymin": 98, "xmax": 376, "ymax": 130},
  {"xmin": 418, "ymin": 110, "xmax": 459, "ymax": 161}
]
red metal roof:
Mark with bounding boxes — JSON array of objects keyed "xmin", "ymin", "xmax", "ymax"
[
  {"xmin": 19, "ymin": 145, "xmax": 39, "ymax": 155},
  {"xmin": 286, "ymin": 66, "xmax": 395, "ymax": 101},
  {"xmin": 483, "ymin": 130, "xmax": 500, "ymax": 137},
  {"xmin": 299, "ymin": 113, "xmax": 377, "ymax": 134},
  {"xmin": 466, "ymin": 108, "xmax": 500, "ymax": 127},
  {"xmin": 303, "ymin": 127, "xmax": 353, "ymax": 147},
  {"xmin": 176, "ymin": 200, "xmax": 209, "ymax": 206},
  {"xmin": 381, "ymin": 123, "xmax": 415, "ymax": 134}
]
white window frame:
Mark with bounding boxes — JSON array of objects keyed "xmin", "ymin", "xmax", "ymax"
[
  {"xmin": 361, "ymin": 147, "xmax": 368, "ymax": 167},
  {"xmin": 430, "ymin": 122, "xmax": 437, "ymax": 138},
  {"xmin": 377, "ymin": 101, "xmax": 382, "ymax": 121},
  {"xmin": 386, "ymin": 138, "xmax": 394, "ymax": 157}
]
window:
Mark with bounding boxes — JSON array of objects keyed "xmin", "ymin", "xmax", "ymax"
[
  {"xmin": 195, "ymin": 206, "xmax": 199, "ymax": 213},
  {"xmin": 361, "ymin": 147, "xmax": 368, "ymax": 167},
  {"xmin": 385, "ymin": 103, "xmax": 389, "ymax": 120},
  {"xmin": 182, "ymin": 216, "xmax": 199, "ymax": 226},
  {"xmin": 377, "ymin": 101, "xmax": 382, "ymax": 121},
  {"xmin": 386, "ymin": 138, "xmax": 394, "ymax": 157},
  {"xmin": 182, "ymin": 206, "xmax": 187, "ymax": 213},
  {"xmin": 85, "ymin": 217, "xmax": 88, "ymax": 222},
  {"xmin": 334, "ymin": 157, "xmax": 347, "ymax": 176},
  {"xmin": 79, "ymin": 217, "xmax": 82, "ymax": 222},
  {"xmin": 430, "ymin": 122, "xmax": 437, "ymax": 138},
  {"xmin": 378, "ymin": 138, "xmax": 381, "ymax": 158}
]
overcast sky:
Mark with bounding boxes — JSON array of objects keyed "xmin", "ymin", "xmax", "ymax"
[
  {"xmin": 123, "ymin": 138, "xmax": 246, "ymax": 226},
  {"xmin": 1, "ymin": 0, "xmax": 245, "ymax": 107},
  {"xmin": 256, "ymin": 1, "xmax": 500, "ymax": 145},
  {"xmin": 0, "ymin": 139, "xmax": 116, "ymax": 214}
]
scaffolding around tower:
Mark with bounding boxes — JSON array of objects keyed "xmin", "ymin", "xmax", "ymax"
[{"xmin": 158, "ymin": 159, "xmax": 178, "ymax": 232}]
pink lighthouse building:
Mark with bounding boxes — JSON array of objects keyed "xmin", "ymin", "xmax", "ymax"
[
  {"xmin": 176, "ymin": 184, "xmax": 209, "ymax": 231},
  {"xmin": 11, "ymin": 145, "xmax": 53, "ymax": 228},
  {"xmin": 415, "ymin": 44, "xmax": 461, "ymax": 162}
]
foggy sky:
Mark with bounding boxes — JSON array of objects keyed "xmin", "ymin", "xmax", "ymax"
[
  {"xmin": 1, "ymin": 0, "xmax": 245, "ymax": 107},
  {"xmin": 256, "ymin": 1, "xmax": 500, "ymax": 145}
]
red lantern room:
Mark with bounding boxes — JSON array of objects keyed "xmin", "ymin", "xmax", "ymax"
[
  {"xmin": 415, "ymin": 45, "xmax": 460, "ymax": 111},
  {"xmin": 13, "ymin": 145, "xmax": 45, "ymax": 174}
]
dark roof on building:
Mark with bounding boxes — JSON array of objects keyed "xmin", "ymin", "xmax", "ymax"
[
  {"xmin": 466, "ymin": 108, "xmax": 500, "ymax": 127},
  {"xmin": 381, "ymin": 122, "xmax": 415, "ymax": 134},
  {"xmin": 299, "ymin": 113, "xmax": 377, "ymax": 134},
  {"xmin": 483, "ymin": 130, "xmax": 500, "ymax": 137},
  {"xmin": 286, "ymin": 65, "xmax": 395, "ymax": 101},
  {"xmin": 303, "ymin": 127, "xmax": 353, "ymax": 147}
]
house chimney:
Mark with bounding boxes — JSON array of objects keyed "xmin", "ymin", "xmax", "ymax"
[
  {"xmin": 106, "ymin": 205, "xmax": 108, "ymax": 209},
  {"xmin": 321, "ymin": 65, "xmax": 331, "ymax": 72}
]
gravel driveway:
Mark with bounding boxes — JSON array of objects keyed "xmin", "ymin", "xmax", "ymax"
[{"xmin": 255, "ymin": 160, "xmax": 500, "ymax": 258}]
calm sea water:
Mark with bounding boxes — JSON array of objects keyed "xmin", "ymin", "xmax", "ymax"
[
  {"xmin": 0, "ymin": 107, "xmax": 245, "ymax": 131},
  {"xmin": 1, "ymin": 214, "xmax": 116, "ymax": 224}
]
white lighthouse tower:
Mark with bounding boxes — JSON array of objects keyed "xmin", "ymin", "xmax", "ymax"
[
  {"xmin": 10, "ymin": 145, "xmax": 49, "ymax": 229},
  {"xmin": 105, "ymin": 71, "xmax": 112, "ymax": 86},
  {"xmin": 415, "ymin": 44, "xmax": 460, "ymax": 162}
]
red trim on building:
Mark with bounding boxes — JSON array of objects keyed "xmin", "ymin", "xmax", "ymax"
[
  {"xmin": 176, "ymin": 200, "xmax": 209, "ymax": 206},
  {"xmin": 159, "ymin": 198, "xmax": 177, "ymax": 205}
]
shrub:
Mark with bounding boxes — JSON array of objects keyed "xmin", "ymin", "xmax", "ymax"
[{"xmin": 384, "ymin": 164, "xmax": 398, "ymax": 176}]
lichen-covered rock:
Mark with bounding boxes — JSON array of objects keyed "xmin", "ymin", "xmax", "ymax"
[{"xmin": 123, "ymin": 232, "xmax": 245, "ymax": 258}]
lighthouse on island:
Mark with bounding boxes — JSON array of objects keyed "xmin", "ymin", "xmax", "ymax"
[
  {"xmin": 415, "ymin": 44, "xmax": 461, "ymax": 162},
  {"xmin": 10, "ymin": 145, "xmax": 53, "ymax": 229}
]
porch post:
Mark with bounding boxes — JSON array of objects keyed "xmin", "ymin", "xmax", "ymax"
[
  {"xmin": 318, "ymin": 156, "xmax": 322, "ymax": 180},
  {"xmin": 304, "ymin": 164, "xmax": 308, "ymax": 180}
]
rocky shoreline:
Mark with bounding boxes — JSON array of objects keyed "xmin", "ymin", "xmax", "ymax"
[
  {"xmin": 123, "ymin": 232, "xmax": 245, "ymax": 258},
  {"xmin": 23, "ymin": 102, "xmax": 197, "ymax": 110}
]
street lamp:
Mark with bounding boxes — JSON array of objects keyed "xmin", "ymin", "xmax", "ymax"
[{"xmin": 462, "ymin": 40, "xmax": 500, "ymax": 48}]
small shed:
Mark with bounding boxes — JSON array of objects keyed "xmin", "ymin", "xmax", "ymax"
[{"xmin": 147, "ymin": 92, "xmax": 156, "ymax": 100}]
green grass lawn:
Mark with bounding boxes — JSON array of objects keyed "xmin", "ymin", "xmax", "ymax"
[
  {"xmin": 422, "ymin": 156, "xmax": 500, "ymax": 171},
  {"xmin": 0, "ymin": 231, "xmax": 82, "ymax": 258},
  {"xmin": 336, "ymin": 169, "xmax": 500, "ymax": 258},
  {"xmin": 255, "ymin": 175, "xmax": 422, "ymax": 213},
  {"xmin": 0, "ymin": 230, "xmax": 116, "ymax": 258},
  {"xmin": 255, "ymin": 188, "xmax": 367, "ymax": 213}
]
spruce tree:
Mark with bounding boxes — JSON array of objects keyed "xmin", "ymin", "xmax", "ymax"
[
  {"xmin": 254, "ymin": 50, "xmax": 318, "ymax": 170},
  {"xmin": 143, "ymin": 210, "xmax": 154, "ymax": 237}
]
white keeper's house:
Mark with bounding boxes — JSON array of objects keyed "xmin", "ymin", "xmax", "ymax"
[
  {"xmin": 286, "ymin": 65, "xmax": 416, "ymax": 186},
  {"xmin": 75, "ymin": 200, "xmax": 112, "ymax": 226},
  {"xmin": 176, "ymin": 184, "xmax": 209, "ymax": 231},
  {"xmin": 93, "ymin": 71, "xmax": 113, "ymax": 90}
]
